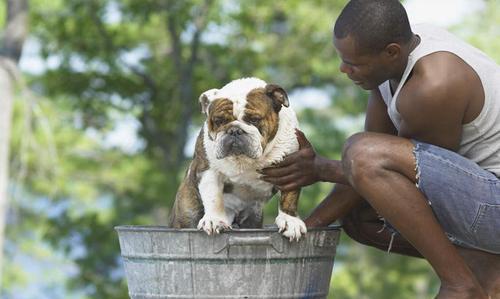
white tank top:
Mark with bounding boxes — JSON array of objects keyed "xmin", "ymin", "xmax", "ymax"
[{"xmin": 379, "ymin": 23, "xmax": 500, "ymax": 177}]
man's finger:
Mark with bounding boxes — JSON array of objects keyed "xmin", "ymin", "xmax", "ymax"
[
  {"xmin": 295, "ymin": 129, "xmax": 312, "ymax": 150},
  {"xmin": 262, "ymin": 154, "xmax": 300, "ymax": 171},
  {"xmin": 260, "ymin": 164, "xmax": 295, "ymax": 177},
  {"xmin": 260, "ymin": 175, "xmax": 276, "ymax": 184},
  {"xmin": 279, "ymin": 182, "xmax": 299, "ymax": 192},
  {"xmin": 261, "ymin": 173, "xmax": 297, "ymax": 186}
]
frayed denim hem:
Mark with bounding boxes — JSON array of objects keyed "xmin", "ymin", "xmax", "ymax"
[{"xmin": 376, "ymin": 140, "xmax": 431, "ymax": 253}]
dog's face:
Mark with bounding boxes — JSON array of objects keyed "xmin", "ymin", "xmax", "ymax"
[{"xmin": 199, "ymin": 78, "xmax": 289, "ymax": 160}]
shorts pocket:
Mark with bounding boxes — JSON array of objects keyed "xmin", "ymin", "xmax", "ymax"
[{"xmin": 470, "ymin": 203, "xmax": 500, "ymax": 251}]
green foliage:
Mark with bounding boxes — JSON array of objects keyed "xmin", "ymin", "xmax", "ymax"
[
  {"xmin": 329, "ymin": 235, "xmax": 439, "ymax": 299},
  {"xmin": 4, "ymin": 0, "xmax": 499, "ymax": 298},
  {"xmin": 0, "ymin": 2, "xmax": 4, "ymax": 28},
  {"xmin": 453, "ymin": 1, "xmax": 500, "ymax": 63}
]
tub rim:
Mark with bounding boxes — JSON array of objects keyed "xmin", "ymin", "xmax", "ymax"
[{"xmin": 115, "ymin": 224, "xmax": 341, "ymax": 233}]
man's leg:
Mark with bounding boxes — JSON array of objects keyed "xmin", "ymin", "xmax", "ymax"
[
  {"xmin": 341, "ymin": 198, "xmax": 500, "ymax": 298},
  {"xmin": 341, "ymin": 199, "xmax": 423, "ymax": 257},
  {"xmin": 457, "ymin": 248, "xmax": 500, "ymax": 299},
  {"xmin": 304, "ymin": 182, "xmax": 420, "ymax": 256},
  {"xmin": 341, "ymin": 132, "xmax": 487, "ymax": 299}
]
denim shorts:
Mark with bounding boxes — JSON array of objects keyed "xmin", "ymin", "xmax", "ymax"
[{"xmin": 410, "ymin": 141, "xmax": 500, "ymax": 254}]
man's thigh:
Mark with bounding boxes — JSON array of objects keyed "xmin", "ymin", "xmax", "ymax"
[{"xmin": 413, "ymin": 141, "xmax": 500, "ymax": 254}]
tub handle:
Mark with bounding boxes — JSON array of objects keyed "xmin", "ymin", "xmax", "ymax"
[
  {"xmin": 213, "ymin": 234, "xmax": 284, "ymax": 254},
  {"xmin": 314, "ymin": 230, "xmax": 338, "ymax": 248}
]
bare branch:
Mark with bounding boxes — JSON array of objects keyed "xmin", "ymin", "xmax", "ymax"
[
  {"xmin": 87, "ymin": 1, "xmax": 159, "ymax": 107},
  {"xmin": 186, "ymin": 0, "xmax": 213, "ymax": 72},
  {"xmin": 89, "ymin": 0, "xmax": 115, "ymax": 59},
  {"xmin": 0, "ymin": 0, "xmax": 29, "ymax": 62},
  {"xmin": 178, "ymin": 0, "xmax": 214, "ymax": 161},
  {"xmin": 165, "ymin": 2, "xmax": 183, "ymax": 74}
]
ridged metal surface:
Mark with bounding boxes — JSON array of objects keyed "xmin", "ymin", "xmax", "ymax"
[{"xmin": 116, "ymin": 226, "xmax": 341, "ymax": 299}]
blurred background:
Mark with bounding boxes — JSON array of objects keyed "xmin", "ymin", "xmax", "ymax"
[{"xmin": 0, "ymin": 0, "xmax": 498, "ymax": 298}]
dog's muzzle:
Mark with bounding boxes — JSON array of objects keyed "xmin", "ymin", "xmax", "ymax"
[{"xmin": 216, "ymin": 126, "xmax": 256, "ymax": 159}]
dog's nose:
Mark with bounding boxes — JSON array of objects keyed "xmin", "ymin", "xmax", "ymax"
[{"xmin": 227, "ymin": 127, "xmax": 244, "ymax": 136}]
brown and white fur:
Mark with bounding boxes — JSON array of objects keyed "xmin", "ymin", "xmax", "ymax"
[{"xmin": 169, "ymin": 77, "xmax": 307, "ymax": 241}]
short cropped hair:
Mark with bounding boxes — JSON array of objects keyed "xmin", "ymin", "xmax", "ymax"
[{"xmin": 334, "ymin": 0, "xmax": 413, "ymax": 54}]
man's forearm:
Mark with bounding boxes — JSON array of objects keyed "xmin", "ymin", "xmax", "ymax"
[
  {"xmin": 316, "ymin": 157, "xmax": 350, "ymax": 185},
  {"xmin": 305, "ymin": 183, "xmax": 363, "ymax": 227}
]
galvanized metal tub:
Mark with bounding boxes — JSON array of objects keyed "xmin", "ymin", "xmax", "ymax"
[{"xmin": 116, "ymin": 225, "xmax": 341, "ymax": 299}]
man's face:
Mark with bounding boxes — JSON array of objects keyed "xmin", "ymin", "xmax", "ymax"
[{"xmin": 333, "ymin": 35, "xmax": 390, "ymax": 90}]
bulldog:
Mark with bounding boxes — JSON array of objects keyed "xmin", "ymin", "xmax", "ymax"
[{"xmin": 169, "ymin": 77, "xmax": 307, "ymax": 241}]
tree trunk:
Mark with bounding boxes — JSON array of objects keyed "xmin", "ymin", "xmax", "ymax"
[{"xmin": 0, "ymin": 0, "xmax": 28, "ymax": 286}]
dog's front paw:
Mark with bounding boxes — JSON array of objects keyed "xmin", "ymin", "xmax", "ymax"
[
  {"xmin": 275, "ymin": 210, "xmax": 307, "ymax": 242},
  {"xmin": 197, "ymin": 213, "xmax": 232, "ymax": 235}
]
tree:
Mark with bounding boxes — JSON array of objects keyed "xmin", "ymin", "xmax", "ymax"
[
  {"xmin": 6, "ymin": 0, "xmax": 498, "ymax": 298},
  {"xmin": 0, "ymin": 0, "xmax": 28, "ymax": 285}
]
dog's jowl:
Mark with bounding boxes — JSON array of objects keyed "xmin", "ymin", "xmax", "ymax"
[{"xmin": 169, "ymin": 77, "xmax": 307, "ymax": 241}]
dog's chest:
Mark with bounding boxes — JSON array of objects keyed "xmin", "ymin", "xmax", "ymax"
[{"xmin": 223, "ymin": 170, "xmax": 274, "ymax": 202}]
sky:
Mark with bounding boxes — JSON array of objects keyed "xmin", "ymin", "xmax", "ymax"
[{"xmin": 404, "ymin": 0, "xmax": 485, "ymax": 27}]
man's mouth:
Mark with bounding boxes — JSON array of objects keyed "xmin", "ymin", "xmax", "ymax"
[{"xmin": 348, "ymin": 76, "xmax": 362, "ymax": 85}]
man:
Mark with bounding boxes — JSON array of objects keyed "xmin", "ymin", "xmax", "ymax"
[{"xmin": 261, "ymin": 0, "xmax": 500, "ymax": 298}]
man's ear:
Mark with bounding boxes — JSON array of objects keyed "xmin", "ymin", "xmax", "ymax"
[
  {"xmin": 199, "ymin": 88, "xmax": 219, "ymax": 114},
  {"xmin": 384, "ymin": 43, "xmax": 402, "ymax": 60},
  {"xmin": 265, "ymin": 84, "xmax": 289, "ymax": 113}
]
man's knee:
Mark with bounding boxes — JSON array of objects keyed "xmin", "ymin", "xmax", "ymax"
[{"xmin": 341, "ymin": 133, "xmax": 388, "ymax": 184}]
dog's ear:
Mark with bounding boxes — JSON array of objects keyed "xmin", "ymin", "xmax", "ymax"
[
  {"xmin": 265, "ymin": 84, "xmax": 289, "ymax": 113},
  {"xmin": 199, "ymin": 88, "xmax": 219, "ymax": 115}
]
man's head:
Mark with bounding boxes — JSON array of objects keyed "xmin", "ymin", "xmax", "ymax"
[{"xmin": 333, "ymin": 0, "xmax": 414, "ymax": 90}]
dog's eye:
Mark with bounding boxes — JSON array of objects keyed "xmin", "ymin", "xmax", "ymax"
[
  {"xmin": 213, "ymin": 117, "xmax": 226, "ymax": 126},
  {"xmin": 247, "ymin": 116, "xmax": 262, "ymax": 125}
]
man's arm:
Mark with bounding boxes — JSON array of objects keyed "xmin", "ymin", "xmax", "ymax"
[
  {"xmin": 261, "ymin": 88, "xmax": 397, "ymax": 190},
  {"xmin": 305, "ymin": 88, "xmax": 398, "ymax": 227},
  {"xmin": 365, "ymin": 88, "xmax": 398, "ymax": 134},
  {"xmin": 397, "ymin": 83, "xmax": 463, "ymax": 150},
  {"xmin": 396, "ymin": 52, "xmax": 478, "ymax": 150},
  {"xmin": 259, "ymin": 130, "xmax": 349, "ymax": 190}
]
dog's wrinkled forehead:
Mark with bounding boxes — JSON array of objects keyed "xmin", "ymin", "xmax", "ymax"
[
  {"xmin": 200, "ymin": 77, "xmax": 289, "ymax": 121},
  {"xmin": 216, "ymin": 77, "xmax": 267, "ymax": 117},
  {"xmin": 199, "ymin": 77, "xmax": 267, "ymax": 116}
]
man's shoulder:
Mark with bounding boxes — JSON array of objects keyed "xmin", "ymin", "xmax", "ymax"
[
  {"xmin": 415, "ymin": 51, "xmax": 467, "ymax": 79},
  {"xmin": 399, "ymin": 53, "xmax": 472, "ymax": 116},
  {"xmin": 409, "ymin": 52, "xmax": 473, "ymax": 97}
]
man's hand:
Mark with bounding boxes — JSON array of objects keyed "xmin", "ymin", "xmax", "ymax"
[{"xmin": 260, "ymin": 130, "xmax": 322, "ymax": 192}]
